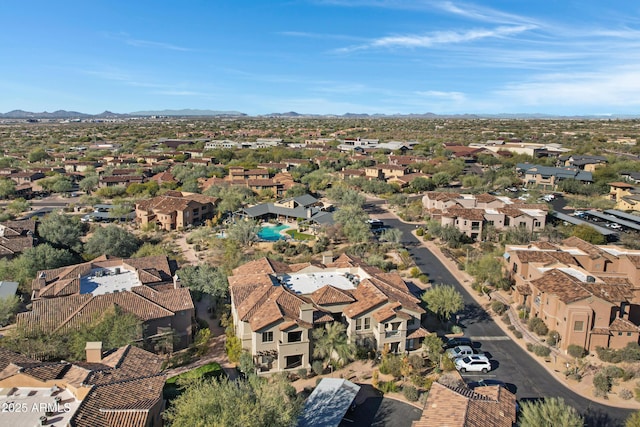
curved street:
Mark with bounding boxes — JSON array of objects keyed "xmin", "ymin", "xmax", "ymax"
[{"xmin": 366, "ymin": 202, "xmax": 633, "ymax": 427}]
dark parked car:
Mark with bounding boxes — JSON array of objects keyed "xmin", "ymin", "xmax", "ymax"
[{"xmin": 442, "ymin": 337, "xmax": 473, "ymax": 350}]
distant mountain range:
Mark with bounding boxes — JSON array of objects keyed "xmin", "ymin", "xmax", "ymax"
[{"xmin": 0, "ymin": 109, "xmax": 637, "ymax": 119}]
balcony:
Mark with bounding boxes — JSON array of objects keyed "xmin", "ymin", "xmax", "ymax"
[{"xmin": 385, "ymin": 330, "xmax": 400, "ymax": 339}]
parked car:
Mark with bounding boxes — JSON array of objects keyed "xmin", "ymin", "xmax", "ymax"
[
  {"xmin": 442, "ymin": 337, "xmax": 473, "ymax": 350},
  {"xmin": 445, "ymin": 345, "xmax": 479, "ymax": 359},
  {"xmin": 455, "ymin": 355, "xmax": 492, "ymax": 373}
]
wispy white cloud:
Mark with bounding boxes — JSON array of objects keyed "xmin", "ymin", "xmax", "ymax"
[
  {"xmin": 415, "ymin": 90, "xmax": 466, "ymax": 103},
  {"xmin": 493, "ymin": 66, "xmax": 640, "ymax": 109},
  {"xmin": 104, "ymin": 32, "xmax": 192, "ymax": 51},
  {"xmin": 336, "ymin": 24, "xmax": 535, "ymax": 52}
]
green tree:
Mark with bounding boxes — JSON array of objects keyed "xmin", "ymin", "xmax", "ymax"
[
  {"xmin": 379, "ymin": 228, "xmax": 402, "ymax": 244},
  {"xmin": 177, "ymin": 265, "xmax": 229, "ymax": 298},
  {"xmin": 226, "ymin": 220, "xmax": 260, "ymax": 247},
  {"xmin": 28, "ymin": 148, "xmax": 49, "ymax": 163},
  {"xmin": 164, "ymin": 376, "xmax": 302, "ymax": 427},
  {"xmin": 312, "ymin": 322, "xmax": 355, "ymax": 368},
  {"xmin": 519, "ymin": 397, "xmax": 583, "ymax": 427},
  {"xmin": 422, "ymin": 284, "xmax": 464, "ymax": 322},
  {"xmin": 571, "ymin": 224, "xmax": 606, "ymax": 245},
  {"xmin": 0, "ymin": 177, "xmax": 16, "ymax": 199},
  {"xmin": 84, "ymin": 225, "xmax": 140, "ymax": 258},
  {"xmin": 334, "ymin": 205, "xmax": 370, "ymax": 244},
  {"xmin": 421, "ymin": 334, "xmax": 444, "ymax": 366},
  {"xmin": 79, "ymin": 175, "xmax": 99, "ymax": 193},
  {"xmin": 11, "ymin": 244, "xmax": 76, "ymax": 290},
  {"xmin": 466, "ymin": 254, "xmax": 504, "ymax": 287},
  {"xmin": 38, "ymin": 212, "xmax": 84, "ymax": 252},
  {"xmin": 67, "ymin": 305, "xmax": 143, "ymax": 360},
  {"xmin": 0, "ymin": 295, "xmax": 20, "ymax": 327},
  {"xmin": 5, "ymin": 198, "xmax": 30, "ymax": 215}
]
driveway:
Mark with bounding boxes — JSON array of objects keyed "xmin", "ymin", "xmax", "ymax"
[
  {"xmin": 366, "ymin": 205, "xmax": 633, "ymax": 427},
  {"xmin": 340, "ymin": 385, "xmax": 422, "ymax": 427}
]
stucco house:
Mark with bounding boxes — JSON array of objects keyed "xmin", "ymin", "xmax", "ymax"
[{"xmin": 229, "ymin": 254, "xmax": 427, "ymax": 374}]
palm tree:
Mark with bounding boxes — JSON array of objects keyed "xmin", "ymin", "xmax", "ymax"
[{"xmin": 312, "ymin": 322, "xmax": 355, "ymax": 369}]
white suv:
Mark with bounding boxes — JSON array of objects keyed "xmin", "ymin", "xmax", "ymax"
[{"xmin": 455, "ymin": 355, "xmax": 492, "ymax": 373}]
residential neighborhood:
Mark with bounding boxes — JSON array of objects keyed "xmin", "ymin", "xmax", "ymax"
[{"xmin": 1, "ymin": 116, "xmax": 640, "ymax": 426}]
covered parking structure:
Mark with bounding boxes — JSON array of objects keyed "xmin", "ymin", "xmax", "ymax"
[
  {"xmin": 604, "ymin": 209, "xmax": 640, "ymax": 226},
  {"xmin": 585, "ymin": 210, "xmax": 640, "ymax": 232},
  {"xmin": 549, "ymin": 211, "xmax": 618, "ymax": 241}
]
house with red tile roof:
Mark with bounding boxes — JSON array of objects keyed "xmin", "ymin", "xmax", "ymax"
[
  {"xmin": 21, "ymin": 255, "xmax": 194, "ymax": 350},
  {"xmin": 0, "ymin": 219, "xmax": 35, "ymax": 259},
  {"xmin": 229, "ymin": 254, "xmax": 427, "ymax": 374},
  {"xmin": 412, "ymin": 382, "xmax": 516, "ymax": 427},
  {"xmin": 135, "ymin": 191, "xmax": 218, "ymax": 230},
  {"xmin": 0, "ymin": 344, "xmax": 165, "ymax": 427}
]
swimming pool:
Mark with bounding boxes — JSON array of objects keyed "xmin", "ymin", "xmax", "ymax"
[{"xmin": 258, "ymin": 224, "xmax": 290, "ymax": 241}]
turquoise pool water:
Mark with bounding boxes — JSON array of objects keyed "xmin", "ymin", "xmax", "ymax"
[{"xmin": 258, "ymin": 224, "xmax": 290, "ymax": 241}]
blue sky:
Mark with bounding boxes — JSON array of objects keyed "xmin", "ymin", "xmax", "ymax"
[{"xmin": 2, "ymin": 1, "xmax": 640, "ymax": 115}]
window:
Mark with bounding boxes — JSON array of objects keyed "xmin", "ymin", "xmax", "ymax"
[
  {"xmin": 364, "ymin": 317, "xmax": 371, "ymax": 330},
  {"xmin": 355, "ymin": 318, "xmax": 362, "ymax": 331},
  {"xmin": 573, "ymin": 321, "xmax": 584, "ymax": 332},
  {"xmin": 512, "ymin": 263, "xmax": 518, "ymax": 274},
  {"xmin": 288, "ymin": 331, "xmax": 302, "ymax": 342},
  {"xmin": 628, "ymin": 332, "xmax": 633, "ymax": 337},
  {"xmin": 504, "ymin": 217, "xmax": 510, "ymax": 226},
  {"xmin": 262, "ymin": 331, "xmax": 273, "ymax": 343}
]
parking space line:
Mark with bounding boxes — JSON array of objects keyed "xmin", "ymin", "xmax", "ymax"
[{"xmin": 469, "ymin": 336, "xmax": 510, "ymax": 341}]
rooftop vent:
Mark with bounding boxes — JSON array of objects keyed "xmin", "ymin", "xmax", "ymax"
[{"xmin": 586, "ymin": 276, "xmax": 596, "ymax": 283}]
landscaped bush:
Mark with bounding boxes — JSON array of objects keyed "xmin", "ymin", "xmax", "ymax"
[
  {"xmin": 491, "ymin": 301, "xmax": 507, "ymax": 315},
  {"xmin": 502, "ymin": 313, "xmax": 511, "ymax": 325},
  {"xmin": 379, "ymin": 355, "xmax": 403, "ymax": 378},
  {"xmin": 418, "ymin": 274, "xmax": 430, "ymax": 284},
  {"xmin": 527, "ymin": 317, "xmax": 549, "ymax": 336},
  {"xmin": 297, "ymin": 368, "xmax": 308, "ymax": 380},
  {"xmin": 593, "ymin": 372, "xmax": 612, "ymax": 395},
  {"xmin": 441, "ymin": 356, "xmax": 456, "ymax": 371},
  {"xmin": 567, "ymin": 344, "xmax": 586, "ymax": 359},
  {"xmin": 312, "ymin": 360, "xmax": 324, "ymax": 376},
  {"xmin": 546, "ymin": 331, "xmax": 559, "ymax": 347},
  {"xmin": 513, "ymin": 330, "xmax": 523, "ymax": 339},
  {"xmin": 596, "ymin": 343, "xmax": 640, "ymax": 363},
  {"xmin": 602, "ymin": 365, "xmax": 625, "ymax": 379},
  {"xmin": 403, "ymin": 385, "xmax": 420, "ymax": 401},
  {"xmin": 526, "ymin": 343, "xmax": 534, "ymax": 352},
  {"xmin": 532, "ymin": 345, "xmax": 551, "ymax": 357},
  {"xmin": 619, "ymin": 388, "xmax": 633, "ymax": 400},
  {"xmin": 508, "ymin": 325, "xmax": 516, "ymax": 331},
  {"xmin": 416, "ymin": 228, "xmax": 424, "ymax": 236},
  {"xmin": 450, "ymin": 325, "xmax": 463, "ymax": 335},
  {"xmin": 378, "ymin": 381, "xmax": 399, "ymax": 393}
]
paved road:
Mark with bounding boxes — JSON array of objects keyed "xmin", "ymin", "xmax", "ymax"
[{"xmin": 365, "ymin": 201, "xmax": 633, "ymax": 426}]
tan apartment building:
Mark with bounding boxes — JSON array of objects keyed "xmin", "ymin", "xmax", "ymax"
[
  {"xmin": 506, "ymin": 237, "xmax": 640, "ymax": 352},
  {"xmin": 229, "ymin": 255, "xmax": 427, "ymax": 374},
  {"xmin": 422, "ymin": 192, "xmax": 547, "ymax": 240},
  {"xmin": 135, "ymin": 191, "xmax": 218, "ymax": 230},
  {"xmin": 515, "ymin": 163, "xmax": 593, "ymax": 190},
  {"xmin": 608, "ymin": 182, "xmax": 640, "ymax": 211}
]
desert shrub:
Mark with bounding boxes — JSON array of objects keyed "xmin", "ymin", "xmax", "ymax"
[
  {"xmin": 416, "ymin": 228, "xmax": 424, "ymax": 236},
  {"xmin": 603, "ymin": 365, "xmax": 625, "ymax": 379},
  {"xmin": 378, "ymin": 381, "xmax": 399, "ymax": 393},
  {"xmin": 619, "ymin": 388, "xmax": 633, "ymax": 400},
  {"xmin": 513, "ymin": 330, "xmax": 523, "ymax": 339},
  {"xmin": 518, "ymin": 309, "xmax": 529, "ymax": 320},
  {"xmin": 297, "ymin": 368, "xmax": 308, "ymax": 380},
  {"xmin": 450, "ymin": 325, "xmax": 463, "ymax": 335},
  {"xmin": 620, "ymin": 343, "xmax": 640, "ymax": 362},
  {"xmin": 409, "ymin": 267, "xmax": 421, "ymax": 278},
  {"xmin": 408, "ymin": 354, "xmax": 426, "ymax": 370},
  {"xmin": 491, "ymin": 301, "xmax": 507, "ymax": 315},
  {"xmin": 379, "ymin": 355, "xmax": 403, "ymax": 378},
  {"xmin": 411, "ymin": 375, "xmax": 434, "ymax": 390},
  {"xmin": 567, "ymin": 345, "xmax": 587, "ymax": 359},
  {"xmin": 546, "ymin": 331, "xmax": 559, "ymax": 346},
  {"xmin": 528, "ymin": 317, "xmax": 549, "ymax": 336},
  {"xmin": 533, "ymin": 345, "xmax": 551, "ymax": 357},
  {"xmin": 418, "ymin": 274, "xmax": 430, "ymax": 284},
  {"xmin": 593, "ymin": 372, "xmax": 612, "ymax": 395},
  {"xmin": 355, "ymin": 346, "xmax": 370, "ymax": 360},
  {"xmin": 501, "ymin": 313, "xmax": 511, "ymax": 325},
  {"xmin": 526, "ymin": 343, "xmax": 534, "ymax": 352},
  {"xmin": 312, "ymin": 360, "xmax": 324, "ymax": 376},
  {"xmin": 507, "ymin": 325, "xmax": 515, "ymax": 331},
  {"xmin": 441, "ymin": 356, "xmax": 456, "ymax": 371},
  {"xmin": 403, "ymin": 385, "xmax": 419, "ymax": 401}
]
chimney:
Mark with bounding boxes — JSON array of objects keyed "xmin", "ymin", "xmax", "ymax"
[
  {"xmin": 322, "ymin": 251, "xmax": 333, "ymax": 265},
  {"xmin": 173, "ymin": 274, "xmax": 181, "ymax": 289},
  {"xmin": 85, "ymin": 342, "xmax": 103, "ymax": 363},
  {"xmin": 300, "ymin": 303, "xmax": 313, "ymax": 324}
]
